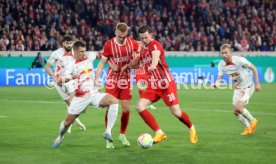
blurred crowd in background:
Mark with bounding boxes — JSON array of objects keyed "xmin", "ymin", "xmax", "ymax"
[{"xmin": 0, "ymin": 0, "xmax": 275, "ymax": 52}]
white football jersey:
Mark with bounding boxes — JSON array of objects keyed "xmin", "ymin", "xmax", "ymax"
[
  {"xmin": 218, "ymin": 56, "xmax": 253, "ymax": 87},
  {"xmin": 64, "ymin": 52, "xmax": 98, "ymax": 97},
  {"xmin": 47, "ymin": 48, "xmax": 75, "ymax": 78}
]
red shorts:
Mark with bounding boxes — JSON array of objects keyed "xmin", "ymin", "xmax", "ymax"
[
  {"xmin": 141, "ymin": 81, "xmax": 179, "ymax": 107},
  {"xmin": 135, "ymin": 74, "xmax": 149, "ymax": 91},
  {"xmin": 105, "ymin": 78, "xmax": 132, "ymax": 100},
  {"xmin": 135, "ymin": 74, "xmax": 147, "ymax": 83}
]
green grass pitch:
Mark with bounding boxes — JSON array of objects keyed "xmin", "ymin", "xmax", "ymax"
[{"xmin": 0, "ymin": 84, "xmax": 276, "ymax": 164}]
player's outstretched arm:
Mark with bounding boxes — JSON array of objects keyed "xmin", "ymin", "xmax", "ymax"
[
  {"xmin": 45, "ymin": 62, "xmax": 56, "ymax": 81},
  {"xmin": 148, "ymin": 50, "xmax": 160, "ymax": 71},
  {"xmin": 249, "ymin": 64, "xmax": 261, "ymax": 91},
  {"xmin": 95, "ymin": 57, "xmax": 108, "ymax": 87}
]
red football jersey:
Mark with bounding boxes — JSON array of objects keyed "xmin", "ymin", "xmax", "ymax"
[
  {"xmin": 140, "ymin": 39, "xmax": 174, "ymax": 87},
  {"xmin": 134, "ymin": 66, "xmax": 146, "ymax": 76},
  {"xmin": 102, "ymin": 37, "xmax": 139, "ymax": 82}
]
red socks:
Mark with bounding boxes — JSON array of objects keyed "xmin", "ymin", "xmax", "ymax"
[
  {"xmin": 120, "ymin": 111, "xmax": 130, "ymax": 134},
  {"xmin": 178, "ymin": 112, "xmax": 192, "ymax": 128},
  {"xmin": 139, "ymin": 110, "xmax": 160, "ymax": 131}
]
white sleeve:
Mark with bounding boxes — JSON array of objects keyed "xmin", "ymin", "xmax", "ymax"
[
  {"xmin": 217, "ymin": 61, "xmax": 224, "ymax": 76},
  {"xmin": 239, "ymin": 57, "xmax": 251, "ymax": 68},
  {"xmin": 86, "ymin": 51, "xmax": 97, "ymax": 61},
  {"xmin": 47, "ymin": 52, "xmax": 57, "ymax": 65},
  {"xmin": 63, "ymin": 62, "xmax": 74, "ymax": 78}
]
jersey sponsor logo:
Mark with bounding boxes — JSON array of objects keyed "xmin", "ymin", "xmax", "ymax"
[
  {"xmin": 113, "ymin": 56, "xmax": 131, "ymax": 63},
  {"xmin": 142, "ymin": 56, "xmax": 152, "ymax": 65}
]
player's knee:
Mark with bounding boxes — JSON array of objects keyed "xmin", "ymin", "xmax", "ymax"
[
  {"xmin": 233, "ymin": 106, "xmax": 242, "ymax": 114},
  {"xmin": 135, "ymin": 103, "xmax": 144, "ymax": 112},
  {"xmin": 110, "ymin": 97, "xmax": 118, "ymax": 105}
]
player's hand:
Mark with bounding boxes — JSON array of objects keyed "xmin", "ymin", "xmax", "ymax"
[
  {"xmin": 121, "ymin": 64, "xmax": 129, "ymax": 72},
  {"xmin": 129, "ymin": 57, "xmax": 139, "ymax": 67},
  {"xmin": 255, "ymin": 83, "xmax": 261, "ymax": 91},
  {"xmin": 148, "ymin": 65, "xmax": 156, "ymax": 72},
  {"xmin": 210, "ymin": 84, "xmax": 217, "ymax": 89},
  {"xmin": 94, "ymin": 79, "xmax": 101, "ymax": 87},
  {"xmin": 56, "ymin": 78, "xmax": 63, "ymax": 86}
]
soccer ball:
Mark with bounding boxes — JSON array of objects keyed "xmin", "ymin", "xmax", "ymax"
[{"xmin": 137, "ymin": 133, "xmax": 153, "ymax": 149}]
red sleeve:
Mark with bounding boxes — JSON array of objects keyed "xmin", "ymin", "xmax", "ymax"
[
  {"xmin": 131, "ymin": 39, "xmax": 139, "ymax": 51},
  {"xmin": 149, "ymin": 40, "xmax": 163, "ymax": 54},
  {"xmin": 102, "ymin": 40, "xmax": 112, "ymax": 59}
]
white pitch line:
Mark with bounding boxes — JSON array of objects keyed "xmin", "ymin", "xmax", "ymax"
[
  {"xmin": 189, "ymin": 101, "xmax": 276, "ymax": 106},
  {"xmin": 0, "ymin": 99, "xmax": 62, "ymax": 104},
  {"xmin": 129, "ymin": 106, "xmax": 276, "ymax": 116},
  {"xmin": 1, "ymin": 99, "xmax": 276, "ymax": 116}
]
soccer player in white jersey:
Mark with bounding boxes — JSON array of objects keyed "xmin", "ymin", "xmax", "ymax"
[
  {"xmin": 52, "ymin": 41, "xmax": 119, "ymax": 149},
  {"xmin": 45, "ymin": 35, "xmax": 86, "ymax": 133},
  {"xmin": 213, "ymin": 44, "xmax": 260, "ymax": 135}
]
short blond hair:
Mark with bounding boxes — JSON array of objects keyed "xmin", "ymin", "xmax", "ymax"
[
  {"xmin": 116, "ymin": 23, "xmax": 128, "ymax": 32},
  {"xmin": 220, "ymin": 44, "xmax": 232, "ymax": 51}
]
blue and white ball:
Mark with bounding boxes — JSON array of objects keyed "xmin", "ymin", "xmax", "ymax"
[{"xmin": 137, "ymin": 133, "xmax": 153, "ymax": 149}]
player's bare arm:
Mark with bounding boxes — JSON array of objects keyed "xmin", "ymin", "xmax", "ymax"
[
  {"xmin": 107, "ymin": 60, "xmax": 119, "ymax": 72},
  {"xmin": 95, "ymin": 57, "xmax": 108, "ymax": 87},
  {"xmin": 45, "ymin": 62, "xmax": 57, "ymax": 82},
  {"xmin": 97, "ymin": 50, "xmax": 118, "ymax": 72},
  {"xmin": 249, "ymin": 63, "xmax": 261, "ymax": 91},
  {"xmin": 121, "ymin": 53, "xmax": 141, "ymax": 71},
  {"xmin": 148, "ymin": 50, "xmax": 161, "ymax": 72}
]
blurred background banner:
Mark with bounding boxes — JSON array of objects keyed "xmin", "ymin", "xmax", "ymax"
[
  {"xmin": 0, "ymin": 68, "xmax": 52, "ymax": 86},
  {"xmin": 0, "ymin": 67, "xmax": 263, "ymax": 86}
]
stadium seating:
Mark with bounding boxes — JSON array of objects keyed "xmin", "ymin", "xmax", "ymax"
[{"xmin": 0, "ymin": 0, "xmax": 275, "ymax": 51}]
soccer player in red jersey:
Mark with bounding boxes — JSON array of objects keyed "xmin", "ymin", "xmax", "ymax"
[
  {"xmin": 95, "ymin": 23, "xmax": 139, "ymax": 147},
  {"xmin": 135, "ymin": 25, "xmax": 198, "ymax": 144}
]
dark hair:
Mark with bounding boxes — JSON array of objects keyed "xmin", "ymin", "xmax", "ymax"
[
  {"xmin": 62, "ymin": 35, "xmax": 73, "ymax": 42},
  {"xmin": 73, "ymin": 40, "xmax": 86, "ymax": 49},
  {"xmin": 138, "ymin": 25, "xmax": 152, "ymax": 34}
]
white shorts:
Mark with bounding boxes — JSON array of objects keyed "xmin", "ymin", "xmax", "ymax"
[
  {"xmin": 68, "ymin": 92, "xmax": 107, "ymax": 115},
  {"xmin": 232, "ymin": 84, "xmax": 254, "ymax": 105},
  {"xmin": 55, "ymin": 81, "xmax": 76, "ymax": 100}
]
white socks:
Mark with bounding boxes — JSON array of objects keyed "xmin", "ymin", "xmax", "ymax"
[
  {"xmin": 242, "ymin": 108, "xmax": 254, "ymax": 122},
  {"xmin": 105, "ymin": 104, "xmax": 118, "ymax": 134},
  {"xmin": 59, "ymin": 121, "xmax": 69, "ymax": 137},
  {"xmin": 155, "ymin": 129, "xmax": 164, "ymax": 134},
  {"xmin": 190, "ymin": 125, "xmax": 195, "ymax": 131},
  {"xmin": 237, "ymin": 114, "xmax": 250, "ymax": 128}
]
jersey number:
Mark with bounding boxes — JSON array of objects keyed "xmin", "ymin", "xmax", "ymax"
[{"xmin": 167, "ymin": 93, "xmax": 175, "ymax": 102}]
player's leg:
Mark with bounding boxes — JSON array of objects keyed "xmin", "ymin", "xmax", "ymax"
[
  {"xmin": 52, "ymin": 96, "xmax": 90, "ymax": 148},
  {"xmin": 104, "ymin": 82, "xmax": 119, "ymax": 133},
  {"xmin": 117, "ymin": 100, "xmax": 131, "ymax": 146},
  {"xmin": 67, "ymin": 92, "xmax": 86, "ymax": 131},
  {"xmin": 233, "ymin": 87, "xmax": 258, "ymax": 135},
  {"xmin": 97, "ymin": 93, "xmax": 118, "ymax": 149},
  {"xmin": 55, "ymin": 85, "xmax": 73, "ymax": 133},
  {"xmin": 117, "ymin": 82, "xmax": 132, "ymax": 146},
  {"xmin": 161, "ymin": 81, "xmax": 197, "ymax": 144},
  {"xmin": 169, "ymin": 104, "xmax": 197, "ymax": 144},
  {"xmin": 137, "ymin": 76, "xmax": 157, "ymax": 110},
  {"xmin": 233, "ymin": 100, "xmax": 252, "ymax": 135},
  {"xmin": 241, "ymin": 86, "xmax": 258, "ymax": 133},
  {"xmin": 136, "ymin": 98, "xmax": 166, "ymax": 144},
  {"xmin": 52, "ymin": 113, "xmax": 77, "ymax": 148}
]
